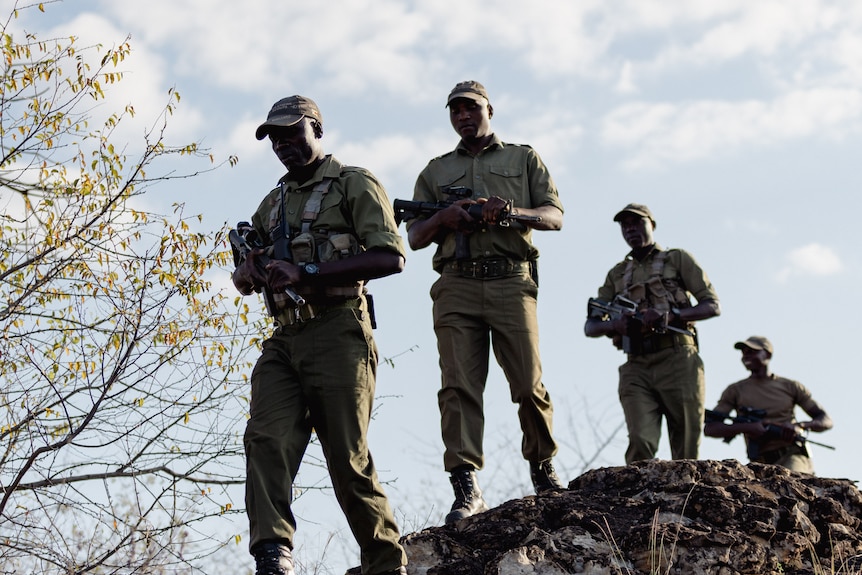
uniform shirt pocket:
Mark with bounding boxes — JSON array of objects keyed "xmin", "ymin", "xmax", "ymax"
[{"xmin": 486, "ymin": 165, "xmax": 525, "ymax": 200}]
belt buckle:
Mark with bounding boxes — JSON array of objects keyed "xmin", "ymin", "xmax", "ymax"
[{"xmin": 459, "ymin": 260, "xmax": 479, "ymax": 278}]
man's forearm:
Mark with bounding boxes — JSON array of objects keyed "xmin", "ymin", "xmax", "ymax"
[{"xmin": 678, "ymin": 299, "xmax": 720, "ymax": 322}]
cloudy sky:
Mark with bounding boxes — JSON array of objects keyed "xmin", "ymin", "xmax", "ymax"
[{"xmin": 14, "ymin": 0, "xmax": 862, "ymax": 571}]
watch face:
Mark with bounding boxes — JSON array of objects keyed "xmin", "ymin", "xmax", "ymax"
[{"xmin": 304, "ymin": 263, "xmax": 319, "ymax": 275}]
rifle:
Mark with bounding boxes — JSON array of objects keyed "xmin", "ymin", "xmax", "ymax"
[
  {"xmin": 705, "ymin": 407, "xmax": 835, "ymax": 460},
  {"xmin": 393, "ymin": 186, "xmax": 542, "ymax": 227},
  {"xmin": 229, "ymin": 221, "xmax": 306, "ymax": 309},
  {"xmin": 587, "ymin": 295, "xmax": 694, "ymax": 337}
]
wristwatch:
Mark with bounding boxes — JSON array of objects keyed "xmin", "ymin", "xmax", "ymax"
[{"xmin": 302, "ymin": 263, "xmax": 320, "ymax": 276}]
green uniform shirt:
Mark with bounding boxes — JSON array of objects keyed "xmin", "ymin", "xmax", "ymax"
[
  {"xmin": 597, "ymin": 244, "xmax": 719, "ymax": 308},
  {"xmin": 409, "ymin": 134, "xmax": 563, "ymax": 272},
  {"xmin": 251, "ymin": 154, "xmax": 405, "ymax": 259},
  {"xmin": 712, "ymin": 374, "xmax": 826, "ymax": 454}
]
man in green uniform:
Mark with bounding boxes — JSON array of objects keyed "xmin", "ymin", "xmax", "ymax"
[
  {"xmin": 232, "ymin": 95, "xmax": 408, "ymax": 575},
  {"xmin": 584, "ymin": 203, "xmax": 720, "ymax": 464},
  {"xmin": 704, "ymin": 336, "xmax": 833, "ymax": 474},
  {"xmin": 405, "ymin": 81, "xmax": 565, "ymax": 525}
]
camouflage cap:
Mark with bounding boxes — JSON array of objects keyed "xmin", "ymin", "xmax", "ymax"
[
  {"xmin": 613, "ymin": 203, "xmax": 656, "ymax": 228},
  {"xmin": 446, "ymin": 80, "xmax": 490, "ymax": 107},
  {"xmin": 734, "ymin": 336, "xmax": 774, "ymax": 355},
  {"xmin": 255, "ymin": 95, "xmax": 323, "ymax": 140}
]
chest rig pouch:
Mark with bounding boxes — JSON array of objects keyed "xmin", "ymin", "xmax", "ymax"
[
  {"xmin": 620, "ymin": 250, "xmax": 696, "ymax": 354},
  {"xmin": 621, "ymin": 250, "xmax": 690, "ymax": 314},
  {"xmin": 268, "ymin": 178, "xmax": 364, "ymax": 307}
]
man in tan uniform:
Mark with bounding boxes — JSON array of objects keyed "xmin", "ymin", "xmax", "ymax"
[
  {"xmin": 233, "ymin": 95, "xmax": 408, "ymax": 575},
  {"xmin": 705, "ymin": 336, "xmax": 833, "ymax": 474},
  {"xmin": 405, "ymin": 81, "xmax": 565, "ymax": 524},
  {"xmin": 584, "ymin": 203, "xmax": 720, "ymax": 464}
]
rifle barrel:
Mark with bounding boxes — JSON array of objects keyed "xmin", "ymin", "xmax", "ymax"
[
  {"xmin": 801, "ymin": 437, "xmax": 836, "ymax": 450},
  {"xmin": 283, "ymin": 287, "xmax": 306, "ymax": 307}
]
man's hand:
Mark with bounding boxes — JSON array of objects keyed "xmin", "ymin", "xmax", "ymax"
[
  {"xmin": 232, "ymin": 250, "xmax": 268, "ymax": 295},
  {"xmin": 640, "ymin": 308, "xmax": 669, "ymax": 332},
  {"xmin": 740, "ymin": 421, "xmax": 769, "ymax": 439},
  {"xmin": 265, "ymin": 259, "xmax": 303, "ymax": 293},
  {"xmin": 773, "ymin": 422, "xmax": 804, "ymax": 442},
  {"xmin": 435, "ymin": 199, "xmax": 478, "ymax": 232},
  {"xmin": 476, "ymin": 196, "xmax": 510, "ymax": 225}
]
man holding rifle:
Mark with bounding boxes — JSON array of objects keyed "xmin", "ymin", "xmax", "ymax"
[
  {"xmin": 404, "ymin": 80, "xmax": 565, "ymax": 524},
  {"xmin": 704, "ymin": 336, "xmax": 833, "ymax": 474},
  {"xmin": 584, "ymin": 203, "xmax": 720, "ymax": 464},
  {"xmin": 231, "ymin": 95, "xmax": 408, "ymax": 575}
]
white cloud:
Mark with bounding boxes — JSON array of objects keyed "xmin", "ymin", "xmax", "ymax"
[
  {"xmin": 601, "ymin": 88, "xmax": 862, "ymax": 170},
  {"xmin": 23, "ymin": 11, "xmax": 206, "ymax": 149},
  {"xmin": 101, "ymin": 0, "xmax": 442, "ymax": 102},
  {"xmin": 332, "ymin": 131, "xmax": 453, "ymax": 196},
  {"xmin": 777, "ymin": 243, "xmax": 843, "ymax": 282},
  {"xmin": 615, "ymin": 61, "xmax": 637, "ymax": 94},
  {"xmin": 659, "ymin": 0, "xmax": 830, "ymax": 64}
]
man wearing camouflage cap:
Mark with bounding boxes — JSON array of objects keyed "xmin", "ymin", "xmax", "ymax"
[
  {"xmin": 704, "ymin": 336, "xmax": 833, "ymax": 474},
  {"xmin": 584, "ymin": 203, "xmax": 720, "ymax": 464},
  {"xmin": 233, "ymin": 95, "xmax": 408, "ymax": 575},
  {"xmin": 405, "ymin": 80, "xmax": 566, "ymax": 524}
]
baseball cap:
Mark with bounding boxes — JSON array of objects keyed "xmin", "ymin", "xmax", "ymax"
[
  {"xmin": 255, "ymin": 95, "xmax": 323, "ymax": 140},
  {"xmin": 734, "ymin": 336, "xmax": 774, "ymax": 355},
  {"xmin": 446, "ymin": 80, "xmax": 490, "ymax": 107},
  {"xmin": 613, "ymin": 203, "xmax": 656, "ymax": 228}
]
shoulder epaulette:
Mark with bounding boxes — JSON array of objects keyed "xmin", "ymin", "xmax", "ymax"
[
  {"xmin": 500, "ymin": 141, "xmax": 533, "ymax": 150},
  {"xmin": 428, "ymin": 149, "xmax": 457, "ymax": 164},
  {"xmin": 340, "ymin": 165, "xmax": 365, "ymax": 174}
]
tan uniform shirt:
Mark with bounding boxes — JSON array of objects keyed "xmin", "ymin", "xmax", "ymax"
[
  {"xmin": 713, "ymin": 374, "xmax": 826, "ymax": 454},
  {"xmin": 409, "ymin": 134, "xmax": 563, "ymax": 272}
]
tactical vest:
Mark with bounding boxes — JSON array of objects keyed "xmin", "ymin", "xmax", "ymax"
[
  {"xmin": 264, "ymin": 175, "xmax": 364, "ymax": 313},
  {"xmin": 621, "ymin": 250, "xmax": 691, "ymax": 314}
]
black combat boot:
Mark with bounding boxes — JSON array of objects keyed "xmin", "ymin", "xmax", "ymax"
[
  {"xmin": 252, "ymin": 541, "xmax": 295, "ymax": 575},
  {"xmin": 530, "ymin": 459, "xmax": 564, "ymax": 493},
  {"xmin": 444, "ymin": 467, "xmax": 489, "ymax": 524}
]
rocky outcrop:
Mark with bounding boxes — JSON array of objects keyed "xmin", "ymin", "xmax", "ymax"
[{"xmin": 402, "ymin": 459, "xmax": 862, "ymax": 575}]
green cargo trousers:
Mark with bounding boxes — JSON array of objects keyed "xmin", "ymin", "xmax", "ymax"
[
  {"xmin": 618, "ymin": 343, "xmax": 705, "ymax": 464},
  {"xmin": 244, "ymin": 300, "xmax": 406, "ymax": 575},
  {"xmin": 430, "ymin": 269, "xmax": 558, "ymax": 472}
]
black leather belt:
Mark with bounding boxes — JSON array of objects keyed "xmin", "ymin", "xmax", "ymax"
[
  {"xmin": 274, "ymin": 298, "xmax": 359, "ymax": 329},
  {"xmin": 443, "ymin": 257, "xmax": 531, "ymax": 280},
  {"xmin": 756, "ymin": 443, "xmax": 808, "ymax": 464},
  {"xmin": 629, "ymin": 332, "xmax": 696, "ymax": 356}
]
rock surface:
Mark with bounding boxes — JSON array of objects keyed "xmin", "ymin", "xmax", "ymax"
[{"xmin": 401, "ymin": 459, "xmax": 862, "ymax": 575}]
